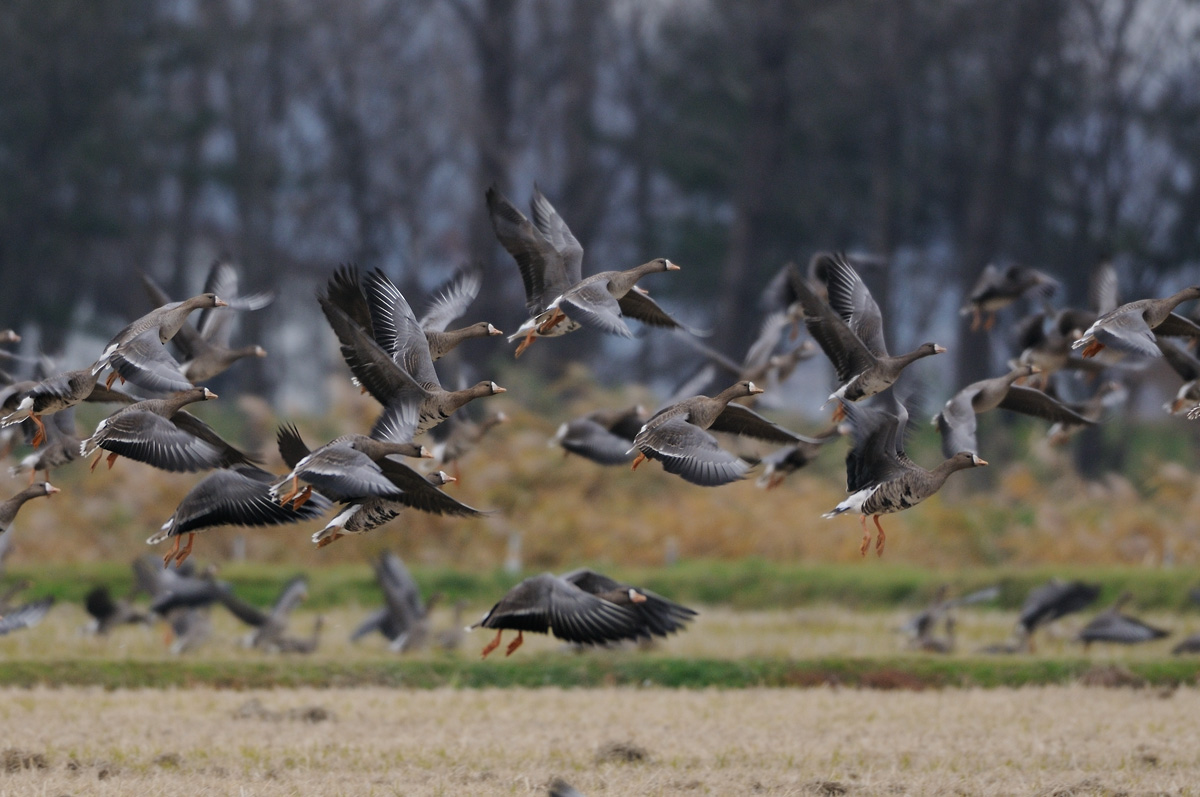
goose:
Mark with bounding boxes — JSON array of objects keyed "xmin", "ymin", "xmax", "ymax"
[
  {"xmin": 1072, "ymin": 286, "xmax": 1200, "ymax": 358},
  {"xmin": 139, "ymin": 260, "xmax": 272, "ymax": 383},
  {"xmin": 789, "ymin": 255, "xmax": 945, "ymax": 418},
  {"xmin": 1017, "ymin": 579, "xmax": 1101, "ymax": 650},
  {"xmin": 148, "ymin": 464, "xmax": 332, "ymax": 567},
  {"xmin": 84, "ymin": 585, "xmax": 152, "ymax": 634},
  {"xmin": 470, "ymin": 568, "xmax": 696, "ymax": 658},
  {"xmin": 93, "ymin": 292, "xmax": 228, "ymax": 392},
  {"xmin": 632, "ymin": 381, "xmax": 818, "ymax": 487},
  {"xmin": 673, "ymin": 311, "xmax": 817, "ymax": 400},
  {"xmin": 429, "ymin": 410, "xmax": 508, "ymax": 476},
  {"xmin": 960, "ymin": 263, "xmax": 1058, "ymax": 331},
  {"xmin": 1077, "ymin": 593, "xmax": 1169, "ymax": 649},
  {"xmin": 0, "ymin": 366, "xmax": 135, "ymax": 448},
  {"xmin": 0, "ymin": 482, "xmax": 60, "ymax": 537},
  {"xmin": 553, "ymin": 405, "xmax": 648, "ymax": 466},
  {"xmin": 9, "ymin": 406, "xmax": 81, "ymax": 483},
  {"xmin": 824, "ymin": 394, "xmax": 987, "ymax": 556},
  {"xmin": 217, "ymin": 575, "xmax": 311, "ymax": 651},
  {"xmin": 932, "ymin": 364, "xmax": 1095, "ymax": 458},
  {"xmin": 80, "ymin": 387, "xmax": 256, "ymax": 473},
  {"xmin": 486, "ymin": 185, "xmax": 689, "ymax": 356},
  {"xmin": 350, "ymin": 551, "xmax": 433, "ymax": 651},
  {"xmin": 320, "ymin": 267, "xmax": 505, "ymax": 434},
  {"xmin": 411, "ymin": 267, "xmax": 503, "ymax": 360}
]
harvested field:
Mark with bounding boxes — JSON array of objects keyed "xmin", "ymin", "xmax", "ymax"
[{"xmin": 0, "ymin": 685, "xmax": 1197, "ymax": 795}]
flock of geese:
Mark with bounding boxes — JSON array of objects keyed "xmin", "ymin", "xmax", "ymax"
[{"xmin": 1, "ymin": 184, "xmax": 1200, "ymax": 658}]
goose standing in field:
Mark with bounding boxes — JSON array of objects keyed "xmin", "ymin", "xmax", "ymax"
[
  {"xmin": 961, "ymin": 263, "xmax": 1059, "ymax": 332},
  {"xmin": 487, "ymin": 185, "xmax": 690, "ymax": 356},
  {"xmin": 1077, "ymin": 593, "xmax": 1169, "ymax": 649},
  {"xmin": 789, "ymin": 255, "xmax": 945, "ymax": 419},
  {"xmin": 84, "ymin": 585, "xmax": 152, "ymax": 634},
  {"xmin": 1072, "ymin": 286, "xmax": 1200, "ymax": 359},
  {"xmin": 93, "ymin": 292, "xmax": 228, "ymax": 393},
  {"xmin": 0, "ymin": 482, "xmax": 60, "ymax": 537},
  {"xmin": 902, "ymin": 585, "xmax": 998, "ymax": 652},
  {"xmin": 932, "ymin": 364, "xmax": 1095, "ymax": 458},
  {"xmin": 321, "ymin": 267, "xmax": 505, "ymax": 434},
  {"xmin": 632, "ymin": 380, "xmax": 819, "ymax": 486},
  {"xmin": 824, "ymin": 395, "xmax": 987, "ymax": 556},
  {"xmin": 139, "ymin": 260, "xmax": 272, "ymax": 383},
  {"xmin": 471, "ymin": 568, "xmax": 696, "ymax": 658},
  {"xmin": 80, "ymin": 387, "xmax": 256, "ymax": 473},
  {"xmin": 148, "ymin": 464, "xmax": 332, "ymax": 567},
  {"xmin": 1015, "ymin": 579, "xmax": 1102, "ymax": 651},
  {"xmin": 554, "ymin": 405, "xmax": 648, "ymax": 466}
]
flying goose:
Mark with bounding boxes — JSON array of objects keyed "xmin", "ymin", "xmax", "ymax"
[
  {"xmin": 632, "ymin": 380, "xmax": 818, "ymax": 486},
  {"xmin": 824, "ymin": 395, "xmax": 987, "ymax": 556},
  {"xmin": 1072, "ymin": 286, "xmax": 1200, "ymax": 358},
  {"xmin": 789, "ymin": 255, "xmax": 945, "ymax": 417},
  {"xmin": 961, "ymin": 263, "xmax": 1058, "ymax": 331},
  {"xmin": 0, "ymin": 482, "xmax": 60, "ymax": 537},
  {"xmin": 471, "ymin": 568, "xmax": 696, "ymax": 657},
  {"xmin": 553, "ymin": 405, "xmax": 649, "ymax": 466},
  {"xmin": 0, "ymin": 366, "xmax": 135, "ymax": 448}
]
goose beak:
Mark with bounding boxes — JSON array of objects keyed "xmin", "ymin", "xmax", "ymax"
[
  {"xmin": 254, "ymin": 346, "xmax": 268, "ymax": 357},
  {"xmin": 487, "ymin": 324, "xmax": 503, "ymax": 336},
  {"xmin": 747, "ymin": 382, "xmax": 765, "ymax": 395},
  {"xmin": 45, "ymin": 484, "xmax": 61, "ymax": 495},
  {"xmin": 214, "ymin": 297, "xmax": 229, "ymax": 307},
  {"xmin": 440, "ymin": 472, "xmax": 457, "ymax": 484},
  {"xmin": 629, "ymin": 589, "xmax": 648, "ymax": 603},
  {"xmin": 665, "ymin": 260, "xmax": 681, "ymax": 271},
  {"xmin": 202, "ymin": 388, "xmax": 218, "ymax": 399},
  {"xmin": 972, "ymin": 455, "xmax": 988, "ymax": 466},
  {"xmin": 419, "ymin": 446, "xmax": 433, "ymax": 459},
  {"xmin": 1028, "ymin": 365, "xmax": 1042, "ymax": 374},
  {"xmin": 933, "ymin": 345, "xmax": 948, "ymax": 354},
  {"xmin": 490, "ymin": 383, "xmax": 507, "ymax": 394}
]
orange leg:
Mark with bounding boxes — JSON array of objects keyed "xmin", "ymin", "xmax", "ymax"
[
  {"xmin": 173, "ymin": 533, "xmax": 195, "ymax": 566},
  {"xmin": 106, "ymin": 452, "xmax": 118, "ymax": 469},
  {"xmin": 969, "ymin": 308, "xmax": 981, "ymax": 332},
  {"xmin": 831, "ymin": 403, "xmax": 846, "ymax": 423},
  {"xmin": 1080, "ymin": 341, "xmax": 1104, "ymax": 359},
  {"xmin": 90, "ymin": 452, "xmax": 105, "ymax": 472},
  {"xmin": 290, "ymin": 485, "xmax": 313, "ymax": 509},
  {"xmin": 766, "ymin": 473, "xmax": 785, "ymax": 490},
  {"xmin": 859, "ymin": 515, "xmax": 870, "ymax": 557},
  {"xmin": 874, "ymin": 515, "xmax": 886, "ymax": 557},
  {"xmin": 536, "ymin": 308, "xmax": 567, "ymax": 335},
  {"xmin": 452, "ymin": 462, "xmax": 462, "ymax": 484},
  {"xmin": 162, "ymin": 535, "xmax": 183, "ymax": 568},
  {"xmin": 983, "ymin": 312, "xmax": 996, "ymax": 331},
  {"xmin": 276, "ymin": 475, "xmax": 300, "ymax": 506},
  {"xmin": 505, "ymin": 630, "xmax": 525, "ymax": 657},
  {"xmin": 480, "ymin": 629, "xmax": 503, "ymax": 659},
  {"xmin": 29, "ymin": 414, "xmax": 46, "ymax": 448},
  {"xmin": 316, "ymin": 531, "xmax": 343, "ymax": 549},
  {"xmin": 514, "ymin": 329, "xmax": 538, "ymax": 358},
  {"xmin": 105, "ymin": 371, "xmax": 118, "ymax": 389},
  {"xmin": 631, "ymin": 452, "xmax": 647, "ymax": 471}
]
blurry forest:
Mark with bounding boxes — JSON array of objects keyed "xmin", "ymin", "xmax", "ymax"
[{"xmin": 3, "ymin": 0, "xmax": 1200, "ymax": 397}]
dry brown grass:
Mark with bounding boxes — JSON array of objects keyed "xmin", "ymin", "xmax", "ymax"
[{"xmin": 0, "ymin": 684, "xmax": 1198, "ymax": 795}]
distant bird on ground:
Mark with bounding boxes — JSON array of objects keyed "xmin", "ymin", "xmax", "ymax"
[
  {"xmin": 349, "ymin": 552, "xmax": 437, "ymax": 652},
  {"xmin": 0, "ymin": 596, "xmax": 54, "ymax": 635},
  {"xmin": 1077, "ymin": 593, "xmax": 1169, "ymax": 649},
  {"xmin": 961, "ymin": 264, "xmax": 1058, "ymax": 332},
  {"xmin": 554, "ymin": 405, "xmax": 648, "ymax": 466},
  {"xmin": 84, "ymin": 585, "xmax": 151, "ymax": 634},
  {"xmin": 472, "ymin": 568, "xmax": 696, "ymax": 658},
  {"xmin": 487, "ymin": 185, "xmax": 691, "ymax": 356},
  {"xmin": 93, "ymin": 292, "xmax": 228, "ymax": 393},
  {"xmin": 1072, "ymin": 286, "xmax": 1200, "ymax": 359},
  {"xmin": 632, "ymin": 381, "xmax": 817, "ymax": 486},
  {"xmin": 790, "ymin": 255, "xmax": 945, "ymax": 418},
  {"xmin": 80, "ymin": 387, "xmax": 256, "ymax": 473},
  {"xmin": 219, "ymin": 575, "xmax": 314, "ymax": 652},
  {"xmin": 1172, "ymin": 631, "xmax": 1200, "ymax": 655},
  {"xmin": 0, "ymin": 482, "xmax": 60, "ymax": 537},
  {"xmin": 932, "ymin": 364, "xmax": 1094, "ymax": 458},
  {"xmin": 148, "ymin": 464, "xmax": 331, "ymax": 567},
  {"xmin": 548, "ymin": 778, "xmax": 587, "ymax": 797},
  {"xmin": 320, "ymin": 267, "xmax": 506, "ymax": 434},
  {"xmin": 902, "ymin": 585, "xmax": 999, "ymax": 652},
  {"xmin": 139, "ymin": 260, "xmax": 272, "ymax": 383},
  {"xmin": 824, "ymin": 395, "xmax": 987, "ymax": 556},
  {"xmin": 1017, "ymin": 580, "xmax": 1102, "ymax": 649}
]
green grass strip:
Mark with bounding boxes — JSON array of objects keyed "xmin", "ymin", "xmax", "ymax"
[{"xmin": 0, "ymin": 656, "xmax": 1196, "ymax": 690}]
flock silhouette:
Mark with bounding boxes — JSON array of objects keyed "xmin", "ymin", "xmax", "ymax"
[{"xmin": 0, "ymin": 185, "xmax": 1199, "ymax": 659}]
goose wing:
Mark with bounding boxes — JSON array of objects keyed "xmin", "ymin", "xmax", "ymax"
[
  {"xmin": 156, "ymin": 466, "xmax": 330, "ymax": 537},
  {"xmin": 377, "ymin": 457, "xmax": 484, "ymax": 517},
  {"xmin": 420, "ymin": 268, "xmax": 482, "ymax": 333},
  {"xmin": 90, "ymin": 410, "xmax": 228, "ymax": 472},
  {"xmin": 708, "ymin": 403, "xmax": 817, "ymax": 445},
  {"xmin": 635, "ymin": 415, "xmax": 751, "ymax": 487},
  {"xmin": 935, "ymin": 391, "xmax": 979, "ymax": 459},
  {"xmin": 557, "ymin": 418, "xmax": 637, "ymax": 465},
  {"xmin": 487, "ymin": 186, "xmax": 573, "ymax": 315},
  {"xmin": 529, "ymin": 185, "xmax": 584, "ymax": 289},
  {"xmin": 361, "ymin": 270, "xmax": 441, "ymax": 387},
  {"xmin": 997, "ymin": 386, "xmax": 1097, "ymax": 425},
  {"xmin": 824, "ymin": 254, "xmax": 889, "ymax": 357},
  {"xmin": 1088, "ymin": 309, "xmax": 1159, "ymax": 357},
  {"xmin": 788, "ymin": 264, "xmax": 878, "ymax": 383},
  {"xmin": 108, "ymin": 329, "xmax": 193, "ymax": 393}
]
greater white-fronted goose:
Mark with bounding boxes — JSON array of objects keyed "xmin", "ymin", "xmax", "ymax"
[
  {"xmin": 0, "ymin": 481, "xmax": 60, "ymax": 536},
  {"xmin": 80, "ymin": 387, "xmax": 256, "ymax": 473},
  {"xmin": 0, "ymin": 596, "xmax": 54, "ymax": 636},
  {"xmin": 824, "ymin": 395, "xmax": 987, "ymax": 556},
  {"xmin": 487, "ymin": 185, "xmax": 688, "ymax": 356},
  {"xmin": 0, "ymin": 366, "xmax": 135, "ymax": 448},
  {"xmin": 790, "ymin": 255, "xmax": 945, "ymax": 417},
  {"xmin": 430, "ymin": 410, "xmax": 508, "ymax": 476},
  {"xmin": 1072, "ymin": 285, "xmax": 1200, "ymax": 358},
  {"xmin": 632, "ymin": 380, "xmax": 815, "ymax": 486},
  {"xmin": 415, "ymin": 267, "xmax": 503, "ymax": 360},
  {"xmin": 93, "ymin": 292, "xmax": 228, "ymax": 392},
  {"xmin": 932, "ymin": 364, "xmax": 1095, "ymax": 458},
  {"xmin": 321, "ymin": 267, "xmax": 506, "ymax": 433},
  {"xmin": 139, "ymin": 260, "xmax": 272, "ymax": 383},
  {"xmin": 350, "ymin": 551, "xmax": 437, "ymax": 651},
  {"xmin": 217, "ymin": 575, "xmax": 312, "ymax": 652},
  {"xmin": 471, "ymin": 568, "xmax": 696, "ymax": 657},
  {"xmin": 311, "ymin": 469, "xmax": 475, "ymax": 548},
  {"xmin": 554, "ymin": 405, "xmax": 648, "ymax": 465},
  {"xmin": 1077, "ymin": 593, "xmax": 1169, "ymax": 649},
  {"xmin": 961, "ymin": 263, "xmax": 1058, "ymax": 331},
  {"xmin": 147, "ymin": 464, "xmax": 332, "ymax": 567},
  {"xmin": 1016, "ymin": 579, "xmax": 1101, "ymax": 651},
  {"xmin": 902, "ymin": 585, "xmax": 998, "ymax": 652}
]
